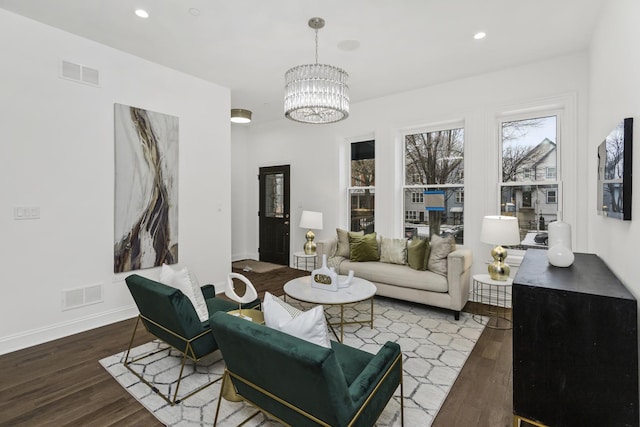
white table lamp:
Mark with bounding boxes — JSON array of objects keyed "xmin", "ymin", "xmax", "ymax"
[
  {"xmin": 299, "ymin": 210, "xmax": 323, "ymax": 254},
  {"xmin": 480, "ymin": 215, "xmax": 520, "ymax": 281}
]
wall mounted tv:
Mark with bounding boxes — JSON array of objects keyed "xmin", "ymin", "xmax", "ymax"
[{"xmin": 597, "ymin": 117, "xmax": 633, "ymax": 220}]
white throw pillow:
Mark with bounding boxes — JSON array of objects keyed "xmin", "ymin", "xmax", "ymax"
[
  {"xmin": 159, "ymin": 264, "xmax": 209, "ymax": 322},
  {"xmin": 262, "ymin": 292, "xmax": 331, "ymax": 348}
]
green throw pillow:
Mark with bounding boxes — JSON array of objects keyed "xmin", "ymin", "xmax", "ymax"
[
  {"xmin": 349, "ymin": 232, "xmax": 379, "ymax": 262},
  {"xmin": 407, "ymin": 238, "xmax": 428, "ymax": 270}
]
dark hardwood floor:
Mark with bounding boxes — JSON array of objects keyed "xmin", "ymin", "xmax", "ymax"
[{"xmin": 0, "ymin": 267, "xmax": 515, "ymax": 427}]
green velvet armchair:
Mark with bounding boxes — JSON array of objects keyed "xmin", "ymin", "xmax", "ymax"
[
  {"xmin": 210, "ymin": 311, "xmax": 404, "ymax": 426},
  {"xmin": 124, "ymin": 274, "xmax": 259, "ymax": 405}
]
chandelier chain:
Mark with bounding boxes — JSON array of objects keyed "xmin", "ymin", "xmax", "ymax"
[{"xmin": 314, "ymin": 28, "xmax": 319, "ymax": 64}]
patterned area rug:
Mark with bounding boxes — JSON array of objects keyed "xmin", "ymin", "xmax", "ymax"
[{"xmin": 100, "ymin": 297, "xmax": 485, "ymax": 426}]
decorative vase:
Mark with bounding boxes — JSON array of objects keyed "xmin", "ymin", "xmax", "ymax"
[
  {"xmin": 547, "ymin": 220, "xmax": 574, "ymax": 267},
  {"xmin": 548, "ymin": 220, "xmax": 572, "ymax": 249},
  {"xmin": 311, "ymin": 254, "xmax": 338, "ymax": 291},
  {"xmin": 547, "ymin": 244, "xmax": 575, "ymax": 267}
]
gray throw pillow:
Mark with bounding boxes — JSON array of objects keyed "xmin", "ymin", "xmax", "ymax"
[
  {"xmin": 336, "ymin": 228, "xmax": 363, "ymax": 258},
  {"xmin": 427, "ymin": 234, "xmax": 456, "ymax": 276}
]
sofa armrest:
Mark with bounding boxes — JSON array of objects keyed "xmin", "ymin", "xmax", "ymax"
[
  {"xmin": 446, "ymin": 248, "xmax": 473, "ymax": 312},
  {"xmin": 316, "ymin": 237, "xmax": 338, "ymax": 262}
]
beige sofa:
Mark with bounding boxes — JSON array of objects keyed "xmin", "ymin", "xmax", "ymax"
[{"xmin": 316, "ymin": 237, "xmax": 473, "ymax": 320}]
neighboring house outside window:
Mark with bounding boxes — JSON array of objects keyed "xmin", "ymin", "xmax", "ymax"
[{"xmin": 500, "ymin": 114, "xmax": 560, "ymax": 244}]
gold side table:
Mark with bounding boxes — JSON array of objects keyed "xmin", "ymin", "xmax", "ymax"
[
  {"xmin": 472, "ymin": 273, "xmax": 512, "ymax": 330},
  {"xmin": 293, "ymin": 252, "xmax": 317, "ymax": 271}
]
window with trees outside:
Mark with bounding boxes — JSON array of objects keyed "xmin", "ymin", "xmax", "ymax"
[
  {"xmin": 500, "ymin": 114, "xmax": 559, "ymax": 248},
  {"xmin": 349, "ymin": 140, "xmax": 375, "ymax": 233},
  {"xmin": 403, "ymin": 126, "xmax": 464, "ymax": 243}
]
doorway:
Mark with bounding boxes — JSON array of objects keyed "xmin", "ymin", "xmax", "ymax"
[{"xmin": 258, "ymin": 165, "xmax": 290, "ymax": 265}]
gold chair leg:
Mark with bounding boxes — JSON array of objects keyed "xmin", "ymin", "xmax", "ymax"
[
  {"xmin": 514, "ymin": 415, "xmax": 548, "ymax": 427},
  {"xmin": 399, "ymin": 369, "xmax": 404, "ymax": 427},
  {"xmin": 213, "ymin": 372, "xmax": 226, "ymax": 427}
]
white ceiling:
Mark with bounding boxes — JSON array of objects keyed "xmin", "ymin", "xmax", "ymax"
[{"xmin": 0, "ymin": 0, "xmax": 605, "ymax": 124}]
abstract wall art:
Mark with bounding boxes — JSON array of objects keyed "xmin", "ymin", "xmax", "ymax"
[{"xmin": 114, "ymin": 103, "xmax": 179, "ymax": 272}]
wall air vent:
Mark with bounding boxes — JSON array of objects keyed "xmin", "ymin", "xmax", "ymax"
[
  {"xmin": 60, "ymin": 59, "xmax": 100, "ymax": 87},
  {"xmin": 62, "ymin": 283, "xmax": 103, "ymax": 311}
]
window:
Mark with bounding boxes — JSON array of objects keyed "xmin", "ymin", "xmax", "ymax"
[
  {"xmin": 349, "ymin": 140, "xmax": 375, "ymax": 232},
  {"xmin": 403, "ymin": 126, "xmax": 464, "ymax": 243},
  {"xmin": 500, "ymin": 114, "xmax": 560, "ymax": 243},
  {"xmin": 545, "ymin": 167, "xmax": 556, "ymax": 179},
  {"xmin": 405, "ymin": 210, "xmax": 418, "ymax": 221}
]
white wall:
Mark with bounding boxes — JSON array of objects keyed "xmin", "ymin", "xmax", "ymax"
[
  {"xmin": 0, "ymin": 10, "xmax": 232, "ymax": 354},
  {"xmin": 232, "ymin": 53, "xmax": 589, "ymax": 274},
  {"xmin": 589, "ymin": 0, "xmax": 640, "ymax": 296}
]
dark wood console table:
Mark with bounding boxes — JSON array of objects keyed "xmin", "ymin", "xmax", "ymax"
[{"xmin": 513, "ymin": 250, "xmax": 638, "ymax": 427}]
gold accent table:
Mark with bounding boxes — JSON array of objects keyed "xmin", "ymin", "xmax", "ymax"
[
  {"xmin": 226, "ymin": 308, "xmax": 264, "ymax": 324},
  {"xmin": 283, "ymin": 275, "xmax": 376, "ymax": 342},
  {"xmin": 472, "ymin": 273, "xmax": 512, "ymax": 330},
  {"xmin": 293, "ymin": 251, "xmax": 317, "ymax": 271}
]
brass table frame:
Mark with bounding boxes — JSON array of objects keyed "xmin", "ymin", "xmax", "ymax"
[{"xmin": 283, "ymin": 276, "xmax": 376, "ymax": 342}]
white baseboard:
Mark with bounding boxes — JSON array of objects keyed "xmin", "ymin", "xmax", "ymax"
[{"xmin": 0, "ymin": 305, "xmax": 139, "ymax": 356}]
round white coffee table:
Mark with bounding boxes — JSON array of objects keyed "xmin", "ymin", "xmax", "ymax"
[{"xmin": 283, "ymin": 275, "xmax": 377, "ymax": 342}]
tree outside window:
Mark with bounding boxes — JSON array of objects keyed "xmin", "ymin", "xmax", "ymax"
[{"xmin": 403, "ymin": 127, "xmax": 464, "ymax": 243}]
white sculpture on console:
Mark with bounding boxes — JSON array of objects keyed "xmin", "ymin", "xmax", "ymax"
[{"xmin": 547, "ymin": 218, "xmax": 575, "ymax": 268}]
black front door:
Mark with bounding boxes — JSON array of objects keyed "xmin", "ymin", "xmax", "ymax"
[{"xmin": 258, "ymin": 165, "xmax": 290, "ymax": 265}]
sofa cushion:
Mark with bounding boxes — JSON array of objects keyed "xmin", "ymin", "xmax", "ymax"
[
  {"xmin": 336, "ymin": 259, "xmax": 448, "ymax": 293},
  {"xmin": 263, "ymin": 292, "xmax": 331, "ymax": 348},
  {"xmin": 427, "ymin": 235, "xmax": 456, "ymax": 277},
  {"xmin": 336, "ymin": 228, "xmax": 363, "ymax": 258},
  {"xmin": 379, "ymin": 236, "xmax": 407, "ymax": 265},
  {"xmin": 349, "ymin": 232, "xmax": 379, "ymax": 262},
  {"xmin": 407, "ymin": 238, "xmax": 429, "ymax": 270}
]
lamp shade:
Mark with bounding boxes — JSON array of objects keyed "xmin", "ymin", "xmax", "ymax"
[
  {"xmin": 299, "ymin": 211, "xmax": 323, "ymax": 230},
  {"xmin": 480, "ymin": 215, "xmax": 520, "ymax": 246}
]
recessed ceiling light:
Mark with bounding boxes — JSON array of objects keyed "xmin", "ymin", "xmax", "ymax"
[
  {"xmin": 474, "ymin": 32, "xmax": 486, "ymax": 40},
  {"xmin": 135, "ymin": 9, "xmax": 149, "ymax": 19},
  {"xmin": 189, "ymin": 8, "xmax": 200, "ymax": 16}
]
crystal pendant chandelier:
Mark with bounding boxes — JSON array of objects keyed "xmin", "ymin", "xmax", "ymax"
[{"xmin": 284, "ymin": 17, "xmax": 349, "ymax": 124}]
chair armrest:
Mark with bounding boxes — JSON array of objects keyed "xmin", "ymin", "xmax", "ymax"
[
  {"xmin": 316, "ymin": 237, "xmax": 338, "ymax": 261},
  {"xmin": 447, "ymin": 248, "xmax": 473, "ymax": 311},
  {"xmin": 200, "ymin": 284, "xmax": 217, "ymax": 300},
  {"xmin": 348, "ymin": 341, "xmax": 402, "ymax": 404}
]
